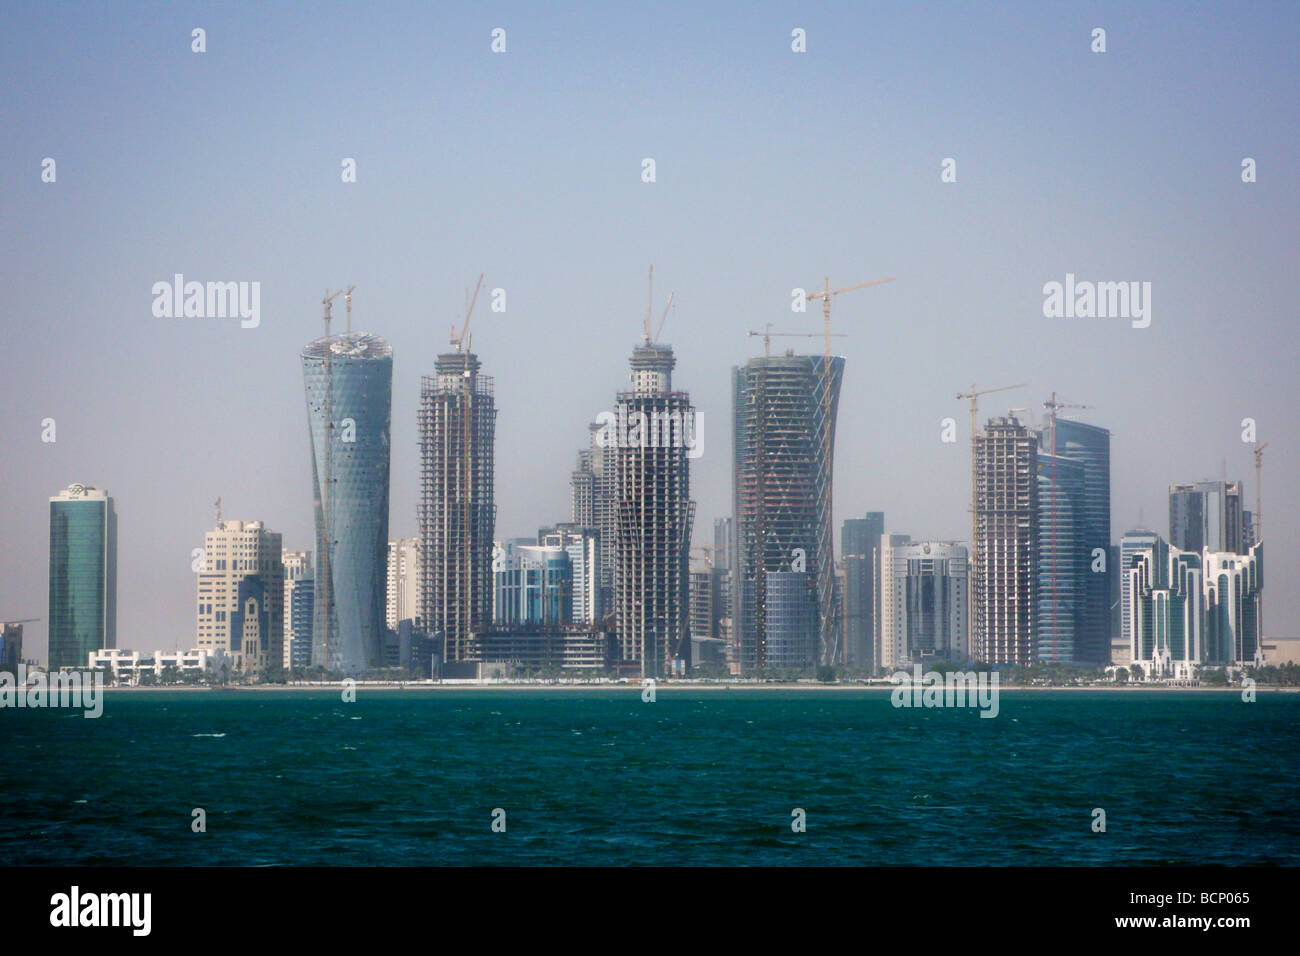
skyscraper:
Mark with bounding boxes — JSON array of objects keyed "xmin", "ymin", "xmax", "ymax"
[
  {"xmin": 842, "ymin": 512, "xmax": 885, "ymax": 670},
  {"xmin": 572, "ymin": 421, "xmax": 617, "ymax": 617},
  {"xmin": 973, "ymin": 417, "xmax": 1038, "ymax": 665},
  {"xmin": 612, "ymin": 341, "xmax": 696, "ymax": 677},
  {"xmin": 47, "ymin": 483, "xmax": 116, "ymax": 671},
  {"xmin": 1119, "ymin": 528, "xmax": 1160, "ymax": 650},
  {"xmin": 878, "ymin": 537, "xmax": 969, "ymax": 669},
  {"xmin": 1169, "ymin": 480, "xmax": 1247, "ymax": 554},
  {"xmin": 419, "ymin": 348, "xmax": 496, "ymax": 664},
  {"xmin": 386, "ymin": 538, "xmax": 422, "ymax": 630},
  {"xmin": 1034, "ymin": 451, "xmax": 1085, "ymax": 663},
  {"xmin": 195, "ymin": 519, "xmax": 284, "ymax": 674},
  {"xmin": 732, "ymin": 353, "xmax": 845, "ymax": 672},
  {"xmin": 1040, "ymin": 418, "xmax": 1112, "ymax": 664},
  {"xmin": 302, "ymin": 330, "xmax": 393, "ymax": 674},
  {"xmin": 281, "ymin": 550, "xmax": 312, "ymax": 670}
]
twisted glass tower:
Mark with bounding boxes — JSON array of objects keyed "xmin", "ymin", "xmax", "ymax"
[{"xmin": 302, "ymin": 331, "xmax": 392, "ymax": 675}]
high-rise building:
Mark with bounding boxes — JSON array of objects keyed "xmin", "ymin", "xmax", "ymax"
[
  {"xmin": 1119, "ymin": 528, "xmax": 1160, "ymax": 648},
  {"xmin": 0, "ymin": 622, "xmax": 24, "ymax": 673},
  {"xmin": 1169, "ymin": 480, "xmax": 1246, "ymax": 554},
  {"xmin": 1034, "ymin": 451, "xmax": 1085, "ymax": 663},
  {"xmin": 612, "ymin": 341, "xmax": 696, "ymax": 677},
  {"xmin": 493, "ymin": 541, "xmax": 573, "ymax": 627},
  {"xmin": 282, "ymin": 550, "xmax": 312, "ymax": 670},
  {"xmin": 1039, "ymin": 418, "xmax": 1112, "ymax": 664},
  {"xmin": 195, "ymin": 520, "xmax": 284, "ymax": 674},
  {"xmin": 419, "ymin": 349, "xmax": 497, "ymax": 665},
  {"xmin": 47, "ymin": 483, "xmax": 117, "ymax": 671},
  {"xmin": 763, "ymin": 570, "xmax": 817, "ymax": 669},
  {"xmin": 1125, "ymin": 534, "xmax": 1263, "ymax": 677},
  {"xmin": 572, "ymin": 422, "xmax": 617, "ymax": 617},
  {"xmin": 289, "ymin": 577, "xmax": 315, "ymax": 672},
  {"xmin": 386, "ymin": 538, "xmax": 422, "ymax": 630},
  {"xmin": 878, "ymin": 537, "xmax": 969, "ymax": 670},
  {"xmin": 539, "ymin": 524, "xmax": 601, "ymax": 625},
  {"xmin": 973, "ymin": 417, "xmax": 1038, "ymax": 665},
  {"xmin": 732, "ymin": 353, "xmax": 845, "ymax": 672},
  {"xmin": 842, "ymin": 512, "xmax": 885, "ymax": 670},
  {"xmin": 302, "ymin": 330, "xmax": 393, "ymax": 674}
]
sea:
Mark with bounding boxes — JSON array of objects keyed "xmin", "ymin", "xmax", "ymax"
[{"xmin": 2, "ymin": 688, "xmax": 1296, "ymax": 866}]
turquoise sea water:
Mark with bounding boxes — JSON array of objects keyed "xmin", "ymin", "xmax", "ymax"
[{"xmin": 2, "ymin": 688, "xmax": 1296, "ymax": 866}]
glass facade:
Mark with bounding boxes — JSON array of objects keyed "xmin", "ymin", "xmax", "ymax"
[
  {"xmin": 763, "ymin": 570, "xmax": 816, "ymax": 669},
  {"xmin": 1035, "ymin": 453, "xmax": 1085, "ymax": 663},
  {"xmin": 302, "ymin": 332, "xmax": 392, "ymax": 674},
  {"xmin": 47, "ymin": 485, "xmax": 117, "ymax": 671}
]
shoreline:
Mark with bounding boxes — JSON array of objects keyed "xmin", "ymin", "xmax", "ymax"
[{"xmin": 99, "ymin": 682, "xmax": 1299, "ymax": 693}]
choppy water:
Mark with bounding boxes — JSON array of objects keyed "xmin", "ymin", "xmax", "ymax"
[{"xmin": 2, "ymin": 688, "xmax": 1296, "ymax": 865}]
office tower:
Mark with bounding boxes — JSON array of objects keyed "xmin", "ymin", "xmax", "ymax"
[
  {"xmin": 195, "ymin": 520, "xmax": 284, "ymax": 674},
  {"xmin": 1034, "ymin": 451, "xmax": 1085, "ymax": 663},
  {"xmin": 419, "ymin": 349, "xmax": 496, "ymax": 664},
  {"xmin": 386, "ymin": 538, "xmax": 422, "ymax": 629},
  {"xmin": 1168, "ymin": 484, "xmax": 1206, "ymax": 552},
  {"xmin": 842, "ymin": 512, "xmax": 885, "ymax": 670},
  {"xmin": 732, "ymin": 353, "xmax": 845, "ymax": 672},
  {"xmin": 539, "ymin": 524, "xmax": 601, "ymax": 625},
  {"xmin": 282, "ymin": 550, "xmax": 312, "ymax": 669},
  {"xmin": 612, "ymin": 341, "xmax": 696, "ymax": 678},
  {"xmin": 1242, "ymin": 510, "xmax": 1256, "ymax": 550},
  {"xmin": 879, "ymin": 537, "xmax": 969, "ymax": 670},
  {"xmin": 289, "ymin": 576, "xmax": 315, "ymax": 672},
  {"xmin": 973, "ymin": 417, "xmax": 1038, "ymax": 665},
  {"xmin": 492, "ymin": 541, "xmax": 573, "ymax": 626},
  {"xmin": 1169, "ymin": 480, "xmax": 1246, "ymax": 555},
  {"xmin": 689, "ymin": 568, "xmax": 713, "ymax": 640},
  {"xmin": 47, "ymin": 483, "xmax": 117, "ymax": 671},
  {"xmin": 1040, "ymin": 418, "xmax": 1112, "ymax": 664},
  {"xmin": 711, "ymin": 517, "xmax": 735, "ymax": 664},
  {"xmin": 1125, "ymin": 536, "xmax": 1203, "ymax": 680},
  {"xmin": 572, "ymin": 421, "xmax": 617, "ymax": 615},
  {"xmin": 0, "ymin": 622, "xmax": 24, "ymax": 673},
  {"xmin": 1119, "ymin": 529, "xmax": 1160, "ymax": 648},
  {"xmin": 302, "ymin": 330, "xmax": 393, "ymax": 674},
  {"xmin": 1125, "ymin": 535, "xmax": 1263, "ymax": 675}
]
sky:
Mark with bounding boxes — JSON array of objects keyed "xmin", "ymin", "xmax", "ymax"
[{"xmin": 1, "ymin": 1, "xmax": 1297, "ymax": 662}]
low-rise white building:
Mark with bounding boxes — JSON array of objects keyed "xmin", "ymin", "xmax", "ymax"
[{"xmin": 89, "ymin": 647, "xmax": 229, "ymax": 682}]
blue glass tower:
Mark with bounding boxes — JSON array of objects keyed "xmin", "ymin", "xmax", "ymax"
[
  {"xmin": 47, "ymin": 483, "xmax": 117, "ymax": 671},
  {"xmin": 302, "ymin": 331, "xmax": 392, "ymax": 674}
]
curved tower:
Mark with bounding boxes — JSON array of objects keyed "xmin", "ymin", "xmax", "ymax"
[{"xmin": 302, "ymin": 331, "xmax": 393, "ymax": 674}]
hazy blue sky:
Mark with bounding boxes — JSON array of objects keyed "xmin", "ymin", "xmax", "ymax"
[{"xmin": 2, "ymin": 1, "xmax": 1297, "ymax": 661}]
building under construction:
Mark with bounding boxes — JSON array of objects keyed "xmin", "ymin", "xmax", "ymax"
[
  {"xmin": 612, "ymin": 341, "xmax": 696, "ymax": 677},
  {"xmin": 732, "ymin": 353, "xmax": 845, "ymax": 672},
  {"xmin": 973, "ymin": 415, "xmax": 1039, "ymax": 665},
  {"xmin": 302, "ymin": 329, "xmax": 392, "ymax": 675},
  {"xmin": 418, "ymin": 349, "xmax": 496, "ymax": 665}
]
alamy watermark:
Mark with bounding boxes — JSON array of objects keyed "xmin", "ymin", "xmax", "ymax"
[
  {"xmin": 0, "ymin": 665, "xmax": 103, "ymax": 717},
  {"xmin": 1042, "ymin": 273, "xmax": 1151, "ymax": 328},
  {"xmin": 593, "ymin": 408, "xmax": 703, "ymax": 459},
  {"xmin": 890, "ymin": 664, "xmax": 1000, "ymax": 718},
  {"xmin": 152, "ymin": 274, "xmax": 261, "ymax": 328}
]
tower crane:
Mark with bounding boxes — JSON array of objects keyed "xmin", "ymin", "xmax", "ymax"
[
  {"xmin": 641, "ymin": 265, "xmax": 675, "ymax": 344},
  {"xmin": 747, "ymin": 324, "xmax": 846, "ymax": 358},
  {"xmin": 450, "ymin": 274, "xmax": 485, "ymax": 353},
  {"xmin": 343, "ymin": 284, "xmax": 357, "ymax": 333},
  {"xmin": 803, "ymin": 275, "xmax": 895, "ymax": 665}
]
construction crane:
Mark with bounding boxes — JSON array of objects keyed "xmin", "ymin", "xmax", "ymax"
[
  {"xmin": 343, "ymin": 284, "xmax": 357, "ymax": 333},
  {"xmin": 955, "ymin": 382, "xmax": 1026, "ymax": 656},
  {"xmin": 450, "ymin": 273, "xmax": 485, "ymax": 353},
  {"xmin": 641, "ymin": 265, "xmax": 675, "ymax": 344},
  {"xmin": 747, "ymin": 324, "xmax": 846, "ymax": 358},
  {"xmin": 0, "ymin": 618, "xmax": 39, "ymax": 624},
  {"xmin": 1042, "ymin": 392, "xmax": 1093, "ymax": 664},
  {"xmin": 804, "ymin": 275, "xmax": 895, "ymax": 665}
]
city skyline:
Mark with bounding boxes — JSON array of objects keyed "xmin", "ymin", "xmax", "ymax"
[{"xmin": 2, "ymin": 3, "xmax": 1296, "ymax": 661}]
